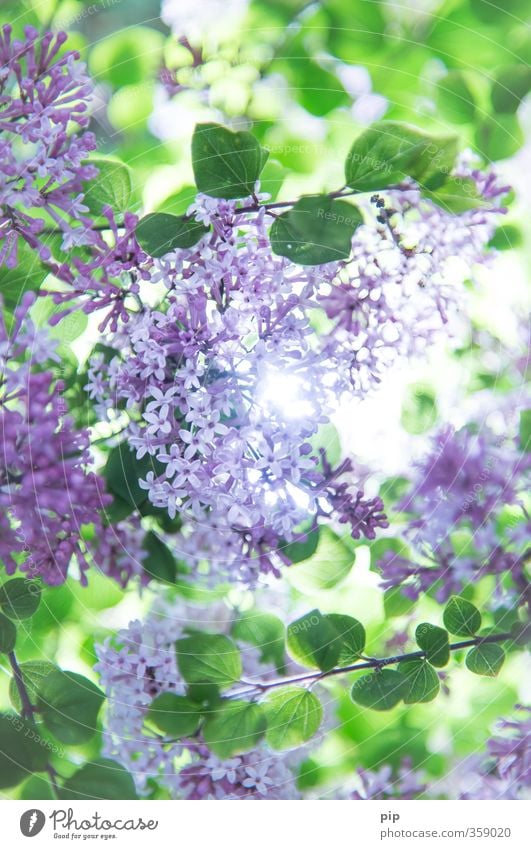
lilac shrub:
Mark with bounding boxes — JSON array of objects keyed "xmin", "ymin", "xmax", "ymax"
[
  {"xmin": 0, "ymin": 23, "xmax": 528, "ymax": 803},
  {"xmin": 87, "ymin": 203, "xmax": 391, "ymax": 584},
  {"xmin": 86, "ymin": 168, "xmax": 505, "ymax": 585}
]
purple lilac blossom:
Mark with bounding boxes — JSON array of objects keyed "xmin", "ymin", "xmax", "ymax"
[
  {"xmin": 485, "ymin": 706, "xmax": 531, "ymax": 794},
  {"xmin": 93, "ymin": 519, "xmax": 149, "ymax": 589},
  {"xmin": 0, "ymin": 25, "xmax": 97, "ymax": 266},
  {"xmin": 0, "ymin": 294, "xmax": 147, "ymax": 585},
  {"xmin": 349, "ymin": 758, "xmax": 428, "ymax": 800},
  {"xmin": 86, "ymin": 169, "xmax": 505, "ymax": 584},
  {"xmin": 0, "ymin": 27, "xmax": 151, "ymax": 333},
  {"xmin": 0, "ymin": 294, "xmax": 107, "ymax": 583},
  {"xmin": 317, "ymin": 160, "xmax": 508, "ymax": 394},
  {"xmin": 441, "ymin": 706, "xmax": 531, "ymax": 800},
  {"xmin": 46, "ymin": 206, "xmax": 152, "ymax": 333},
  {"xmin": 378, "ymin": 418, "xmax": 530, "ymax": 603},
  {"xmin": 86, "ymin": 202, "xmax": 389, "ymax": 584}
]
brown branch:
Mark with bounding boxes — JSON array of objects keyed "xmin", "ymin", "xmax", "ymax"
[
  {"xmin": 227, "ymin": 631, "xmax": 514, "ymax": 699},
  {"xmin": 8, "ymin": 650, "xmax": 61, "ymax": 798}
]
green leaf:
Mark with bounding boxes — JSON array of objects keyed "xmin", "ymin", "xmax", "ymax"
[
  {"xmin": 436, "ymin": 71, "xmax": 477, "ymax": 124},
  {"xmin": 37, "ymin": 670, "xmax": 105, "ymax": 745},
  {"xmin": 192, "ymin": 123, "xmax": 267, "ymax": 199},
  {"xmin": 401, "ymin": 383, "xmax": 438, "ymax": 435},
  {"xmin": 488, "ymin": 224, "xmax": 523, "ymax": 251},
  {"xmin": 470, "ymin": 0, "xmax": 529, "ymax": 23},
  {"xmin": 289, "ymin": 54, "xmax": 348, "ymax": 117},
  {"xmin": 104, "ymin": 443, "xmax": 163, "ymax": 510},
  {"xmin": 326, "ymin": 1, "xmax": 385, "ymax": 60},
  {"xmin": 0, "ymin": 612, "xmax": 16, "ymax": 653},
  {"xmin": 155, "ymin": 185, "xmax": 198, "ymax": 216},
  {"xmin": 176, "ymin": 634, "xmax": 242, "ymax": 688},
  {"xmin": 281, "ymin": 528, "xmax": 319, "ymax": 565},
  {"xmin": 425, "ymin": 177, "xmax": 485, "ymax": 213},
  {"xmin": 142, "ymin": 532, "xmax": 177, "ymax": 584},
  {"xmin": 491, "ymin": 65, "xmax": 531, "ymax": 114},
  {"xmin": 443, "ymin": 596, "xmax": 482, "ymax": 636},
  {"xmin": 465, "ymin": 643, "xmax": 506, "ymax": 677},
  {"xmin": 0, "ymin": 579, "xmax": 41, "ymax": 620},
  {"xmin": 270, "ymin": 195, "xmax": 361, "ymax": 265},
  {"xmin": 383, "ymin": 586, "xmax": 415, "ymax": 618},
  {"xmin": 350, "ymin": 669, "xmax": 407, "ymax": 711},
  {"xmin": 263, "ymin": 687, "xmax": 322, "ymax": 750},
  {"xmin": 474, "ymin": 114, "xmax": 524, "ymax": 162},
  {"xmin": 0, "ymin": 713, "xmax": 50, "ymax": 788},
  {"xmin": 83, "ymin": 159, "xmax": 132, "ymax": 215},
  {"xmin": 345, "ymin": 121, "xmax": 458, "ymax": 192},
  {"xmin": 288, "ymin": 527, "xmax": 355, "ymax": 592},
  {"xmin": 70, "ymin": 570, "xmax": 123, "ymax": 612},
  {"xmin": 232, "ymin": 612, "xmax": 286, "ymax": 673},
  {"xmin": 88, "ymin": 27, "xmax": 164, "ymax": 88},
  {"xmin": 20, "ymin": 774, "xmax": 56, "ymax": 800},
  {"xmin": 324, "ymin": 614, "xmax": 366, "ymax": 665},
  {"xmin": 287, "ymin": 609, "xmax": 342, "ymax": 671},
  {"xmin": 258, "ymin": 158, "xmax": 288, "ymax": 200},
  {"xmin": 0, "ymin": 240, "xmax": 49, "ymax": 308},
  {"xmin": 309, "ymin": 421, "xmax": 341, "ymax": 468},
  {"xmin": 9, "ymin": 662, "xmax": 59, "ymax": 713},
  {"xmin": 104, "ymin": 493, "xmax": 134, "ymax": 523},
  {"xmin": 60, "ymin": 759, "xmax": 138, "ymax": 800},
  {"xmin": 415, "ymin": 623, "xmax": 450, "ymax": 667},
  {"xmin": 370, "ymin": 537, "xmax": 409, "ymax": 571},
  {"xmin": 48, "ymin": 309, "xmax": 88, "ymax": 347},
  {"xmin": 185, "ymin": 683, "xmax": 221, "ymax": 708},
  {"xmin": 519, "ymin": 409, "xmax": 531, "ymax": 453},
  {"xmin": 135, "ymin": 213, "xmax": 209, "ymax": 257},
  {"xmin": 510, "ymin": 621, "xmax": 531, "ymax": 647},
  {"xmin": 397, "ymin": 660, "xmax": 440, "ymax": 703},
  {"xmin": 146, "ymin": 693, "xmax": 202, "ymax": 738},
  {"xmin": 203, "ymin": 700, "xmax": 266, "ymax": 757}
]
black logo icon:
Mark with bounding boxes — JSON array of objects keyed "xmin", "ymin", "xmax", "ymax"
[{"xmin": 20, "ymin": 810, "xmax": 46, "ymax": 837}]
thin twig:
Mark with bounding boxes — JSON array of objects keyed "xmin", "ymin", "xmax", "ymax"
[
  {"xmin": 226, "ymin": 631, "xmax": 514, "ymax": 699},
  {"xmin": 8, "ymin": 650, "xmax": 61, "ymax": 799}
]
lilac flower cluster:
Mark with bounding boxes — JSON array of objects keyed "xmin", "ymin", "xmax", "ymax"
[
  {"xmin": 0, "ymin": 25, "xmax": 97, "ymax": 266},
  {"xmin": 378, "ymin": 417, "xmax": 530, "ymax": 604},
  {"xmin": 95, "ymin": 601, "xmax": 303, "ymax": 799},
  {"xmin": 86, "ymin": 171, "xmax": 506, "ymax": 584},
  {"xmin": 86, "ymin": 203, "xmax": 392, "ymax": 583},
  {"xmin": 0, "ymin": 28, "xmax": 510, "ymax": 592},
  {"xmin": 177, "ymin": 746, "xmax": 300, "ymax": 799},
  {"xmin": 485, "ymin": 706, "xmax": 531, "ymax": 797},
  {"xmin": 346, "ymin": 706, "xmax": 531, "ymax": 801},
  {"xmin": 318, "ymin": 162, "xmax": 507, "ymax": 394},
  {"xmin": 0, "ymin": 295, "xmax": 107, "ymax": 583},
  {"xmin": 46, "ymin": 206, "xmax": 151, "ymax": 333},
  {"xmin": 93, "ymin": 519, "xmax": 149, "ymax": 589},
  {"xmin": 0, "ymin": 26, "xmax": 151, "ymax": 334},
  {"xmin": 447, "ymin": 706, "xmax": 531, "ymax": 800},
  {"xmin": 0, "ymin": 294, "xmax": 148, "ymax": 586},
  {"xmin": 349, "ymin": 758, "xmax": 428, "ymax": 800}
]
